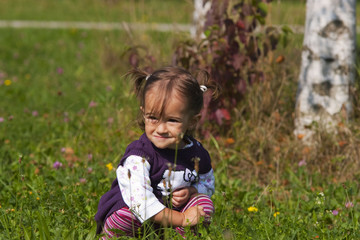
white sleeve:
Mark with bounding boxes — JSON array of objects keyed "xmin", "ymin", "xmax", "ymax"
[
  {"xmin": 117, "ymin": 155, "xmax": 165, "ymax": 223},
  {"xmin": 192, "ymin": 169, "xmax": 215, "ymax": 197}
]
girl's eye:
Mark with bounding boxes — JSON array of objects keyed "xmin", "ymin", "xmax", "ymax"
[
  {"xmin": 168, "ymin": 119, "xmax": 181, "ymax": 123},
  {"xmin": 145, "ymin": 115, "xmax": 159, "ymax": 123}
]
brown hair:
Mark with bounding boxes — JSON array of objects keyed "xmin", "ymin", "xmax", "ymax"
[{"xmin": 127, "ymin": 66, "xmax": 219, "ymax": 135}]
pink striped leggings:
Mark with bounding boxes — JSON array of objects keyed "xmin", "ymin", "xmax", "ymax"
[{"xmin": 101, "ymin": 194, "xmax": 214, "ymax": 239}]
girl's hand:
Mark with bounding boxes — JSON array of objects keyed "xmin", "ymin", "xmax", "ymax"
[
  {"xmin": 182, "ymin": 205, "xmax": 205, "ymax": 227},
  {"xmin": 172, "ymin": 187, "xmax": 197, "ymax": 208}
]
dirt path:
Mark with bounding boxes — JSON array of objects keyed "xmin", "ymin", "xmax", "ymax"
[
  {"xmin": 0, "ymin": 20, "xmax": 191, "ymax": 32},
  {"xmin": 2, "ymin": 20, "xmax": 358, "ymax": 33}
]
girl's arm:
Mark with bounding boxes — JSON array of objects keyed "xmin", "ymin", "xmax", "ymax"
[
  {"xmin": 192, "ymin": 169, "xmax": 215, "ymax": 197},
  {"xmin": 172, "ymin": 169, "xmax": 215, "ymax": 208},
  {"xmin": 117, "ymin": 155, "xmax": 166, "ymax": 223},
  {"xmin": 151, "ymin": 205, "xmax": 205, "ymax": 227},
  {"xmin": 118, "ymin": 156, "xmax": 206, "ymax": 227}
]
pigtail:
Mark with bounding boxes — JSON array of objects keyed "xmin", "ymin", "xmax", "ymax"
[
  {"xmin": 126, "ymin": 68, "xmax": 150, "ymax": 99},
  {"xmin": 126, "ymin": 68, "xmax": 150, "ymax": 131},
  {"xmin": 195, "ymin": 69, "xmax": 221, "ymax": 100}
]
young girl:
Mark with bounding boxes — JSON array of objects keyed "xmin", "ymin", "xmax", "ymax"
[{"xmin": 95, "ymin": 66, "xmax": 219, "ymax": 238}]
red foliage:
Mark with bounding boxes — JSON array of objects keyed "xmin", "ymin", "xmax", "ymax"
[{"xmin": 173, "ymin": 0, "xmax": 281, "ymax": 134}]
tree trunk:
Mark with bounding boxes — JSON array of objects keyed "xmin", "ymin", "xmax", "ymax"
[
  {"xmin": 191, "ymin": 0, "xmax": 211, "ymax": 41},
  {"xmin": 294, "ymin": 0, "xmax": 356, "ymax": 142}
]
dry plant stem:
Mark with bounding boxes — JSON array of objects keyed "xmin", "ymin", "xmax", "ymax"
[
  {"xmin": 128, "ymin": 169, "xmax": 135, "ymax": 237},
  {"xmin": 254, "ymin": 185, "xmax": 270, "ymax": 206}
]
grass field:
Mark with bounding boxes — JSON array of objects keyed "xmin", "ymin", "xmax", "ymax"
[
  {"xmin": 1, "ymin": 0, "xmax": 359, "ymax": 26},
  {"xmin": 1, "ymin": 1, "xmax": 360, "ymax": 239},
  {"xmin": 0, "ymin": 0, "xmax": 193, "ymax": 23}
]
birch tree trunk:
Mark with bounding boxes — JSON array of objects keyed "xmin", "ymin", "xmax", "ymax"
[
  {"xmin": 294, "ymin": 0, "xmax": 356, "ymax": 142},
  {"xmin": 191, "ymin": 0, "xmax": 211, "ymax": 41}
]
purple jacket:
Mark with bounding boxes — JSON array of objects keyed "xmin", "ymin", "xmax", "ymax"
[{"xmin": 94, "ymin": 134, "xmax": 212, "ymax": 234}]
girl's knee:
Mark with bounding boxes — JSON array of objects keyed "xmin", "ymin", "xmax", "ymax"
[{"xmin": 187, "ymin": 194, "xmax": 214, "ymax": 214}]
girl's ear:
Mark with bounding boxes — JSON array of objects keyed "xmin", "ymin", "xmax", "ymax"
[{"xmin": 189, "ymin": 114, "xmax": 201, "ymax": 128}]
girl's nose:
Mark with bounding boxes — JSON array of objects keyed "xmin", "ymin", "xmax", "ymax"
[{"xmin": 156, "ymin": 122, "xmax": 168, "ymax": 134}]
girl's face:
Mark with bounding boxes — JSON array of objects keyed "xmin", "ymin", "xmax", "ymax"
[{"xmin": 142, "ymin": 89, "xmax": 194, "ymax": 149}]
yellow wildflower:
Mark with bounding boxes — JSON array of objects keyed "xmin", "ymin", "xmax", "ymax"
[
  {"xmin": 106, "ymin": 163, "xmax": 113, "ymax": 171},
  {"xmin": 247, "ymin": 206, "xmax": 258, "ymax": 212},
  {"xmin": 36, "ymin": 197, "xmax": 40, "ymax": 200},
  {"xmin": 4, "ymin": 79, "xmax": 11, "ymax": 86},
  {"xmin": 11, "ymin": 209, "xmax": 15, "ymax": 212},
  {"xmin": 29, "ymin": 191, "xmax": 33, "ymax": 195},
  {"xmin": 273, "ymin": 211, "xmax": 280, "ymax": 217}
]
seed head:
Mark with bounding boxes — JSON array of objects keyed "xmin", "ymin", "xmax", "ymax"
[
  {"xmin": 192, "ymin": 157, "xmax": 200, "ymax": 173},
  {"xmin": 167, "ymin": 163, "xmax": 173, "ymax": 177},
  {"xmin": 162, "ymin": 179, "xmax": 166, "ymax": 189}
]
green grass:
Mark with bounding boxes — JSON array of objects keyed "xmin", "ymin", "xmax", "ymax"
[
  {"xmin": 1, "ymin": 0, "xmax": 359, "ymax": 27},
  {"xmin": 0, "ymin": 0, "xmax": 193, "ymax": 23},
  {"xmin": 267, "ymin": 0, "xmax": 360, "ymax": 26},
  {"xmin": 1, "ymin": 1, "xmax": 360, "ymax": 239}
]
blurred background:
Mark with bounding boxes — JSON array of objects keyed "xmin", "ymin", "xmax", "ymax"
[{"xmin": 1, "ymin": 1, "xmax": 360, "ymax": 239}]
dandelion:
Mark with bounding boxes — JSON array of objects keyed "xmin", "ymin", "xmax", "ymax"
[
  {"xmin": 273, "ymin": 212, "xmax": 280, "ymax": 217},
  {"xmin": 247, "ymin": 206, "xmax": 258, "ymax": 212},
  {"xmin": 106, "ymin": 163, "xmax": 113, "ymax": 171},
  {"xmin": 332, "ymin": 210, "xmax": 339, "ymax": 216},
  {"xmin": 345, "ymin": 201, "xmax": 354, "ymax": 208},
  {"xmin": 11, "ymin": 209, "xmax": 15, "ymax": 212},
  {"xmin": 4, "ymin": 79, "xmax": 11, "ymax": 86},
  {"xmin": 29, "ymin": 191, "xmax": 33, "ymax": 195},
  {"xmin": 53, "ymin": 161, "xmax": 63, "ymax": 169},
  {"xmin": 36, "ymin": 197, "xmax": 40, "ymax": 200}
]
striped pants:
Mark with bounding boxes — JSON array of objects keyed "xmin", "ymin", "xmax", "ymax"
[{"xmin": 101, "ymin": 194, "xmax": 214, "ymax": 239}]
